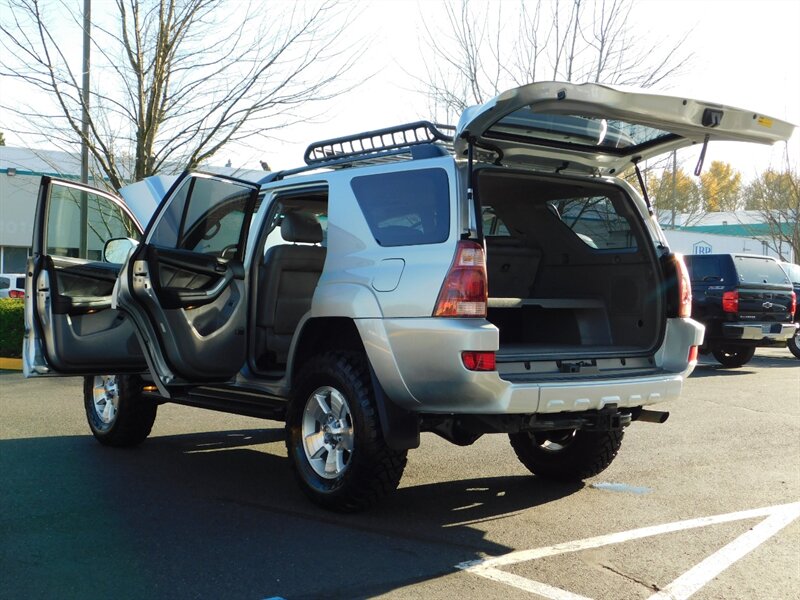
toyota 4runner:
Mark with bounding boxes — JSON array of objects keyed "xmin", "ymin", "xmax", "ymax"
[{"xmin": 24, "ymin": 82, "xmax": 795, "ymax": 510}]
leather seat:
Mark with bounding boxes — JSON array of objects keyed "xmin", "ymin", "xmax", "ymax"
[{"xmin": 256, "ymin": 212, "xmax": 326, "ymax": 368}]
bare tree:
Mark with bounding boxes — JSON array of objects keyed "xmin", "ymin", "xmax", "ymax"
[
  {"xmin": 0, "ymin": 0, "xmax": 359, "ymax": 190},
  {"xmin": 742, "ymin": 162, "xmax": 799, "ymax": 261},
  {"xmin": 418, "ymin": 0, "xmax": 692, "ymax": 122}
]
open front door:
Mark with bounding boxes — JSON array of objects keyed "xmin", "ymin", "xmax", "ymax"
[
  {"xmin": 24, "ymin": 177, "xmax": 146, "ymax": 377},
  {"xmin": 115, "ymin": 172, "xmax": 259, "ymax": 392}
]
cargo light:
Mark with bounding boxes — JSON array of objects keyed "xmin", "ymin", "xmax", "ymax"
[
  {"xmin": 722, "ymin": 290, "xmax": 739, "ymax": 313},
  {"xmin": 462, "ymin": 351, "xmax": 496, "ymax": 371},
  {"xmin": 433, "ymin": 240, "xmax": 487, "ymax": 317}
]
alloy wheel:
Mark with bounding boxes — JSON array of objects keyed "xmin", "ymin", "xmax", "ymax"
[
  {"xmin": 301, "ymin": 386, "xmax": 355, "ymax": 479},
  {"xmin": 91, "ymin": 375, "xmax": 119, "ymax": 431}
]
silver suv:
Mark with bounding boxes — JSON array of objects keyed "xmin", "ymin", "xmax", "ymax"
[{"xmin": 24, "ymin": 82, "xmax": 794, "ymax": 510}]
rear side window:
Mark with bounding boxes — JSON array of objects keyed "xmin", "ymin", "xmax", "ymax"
[
  {"xmin": 735, "ymin": 256, "xmax": 790, "ymax": 285},
  {"xmin": 548, "ymin": 195, "xmax": 637, "ymax": 250},
  {"xmin": 687, "ymin": 256, "xmax": 727, "ymax": 283},
  {"xmin": 148, "ymin": 176, "xmax": 256, "ymax": 259},
  {"xmin": 781, "ymin": 262, "xmax": 800, "ymax": 284},
  {"xmin": 350, "ymin": 168, "xmax": 450, "ymax": 247}
]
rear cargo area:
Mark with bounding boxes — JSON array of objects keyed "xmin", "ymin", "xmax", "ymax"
[{"xmin": 478, "ymin": 170, "xmax": 664, "ymax": 377}]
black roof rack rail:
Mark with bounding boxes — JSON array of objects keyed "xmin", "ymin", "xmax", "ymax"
[{"xmin": 304, "ymin": 121, "xmax": 454, "ymax": 166}]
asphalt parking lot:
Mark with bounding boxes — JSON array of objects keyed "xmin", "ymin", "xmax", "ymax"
[{"xmin": 1, "ymin": 348, "xmax": 798, "ymax": 600}]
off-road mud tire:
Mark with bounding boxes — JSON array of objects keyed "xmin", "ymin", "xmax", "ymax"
[
  {"xmin": 84, "ymin": 375, "xmax": 157, "ymax": 447},
  {"xmin": 285, "ymin": 351, "xmax": 407, "ymax": 512},
  {"xmin": 509, "ymin": 428, "xmax": 624, "ymax": 482}
]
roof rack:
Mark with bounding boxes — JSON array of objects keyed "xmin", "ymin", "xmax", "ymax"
[{"xmin": 304, "ymin": 121, "xmax": 454, "ymax": 166}]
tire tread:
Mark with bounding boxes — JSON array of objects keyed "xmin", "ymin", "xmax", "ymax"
[
  {"xmin": 286, "ymin": 351, "xmax": 407, "ymax": 512},
  {"xmin": 509, "ymin": 428, "xmax": 623, "ymax": 482}
]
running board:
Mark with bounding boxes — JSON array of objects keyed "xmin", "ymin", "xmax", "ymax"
[{"xmin": 144, "ymin": 386, "xmax": 287, "ymax": 421}]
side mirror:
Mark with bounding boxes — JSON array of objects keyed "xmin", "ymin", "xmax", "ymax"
[{"xmin": 103, "ymin": 237, "xmax": 138, "ymax": 264}]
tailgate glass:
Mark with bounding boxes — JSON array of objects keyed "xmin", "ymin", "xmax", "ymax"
[{"xmin": 487, "ymin": 110, "xmax": 675, "ymax": 155}]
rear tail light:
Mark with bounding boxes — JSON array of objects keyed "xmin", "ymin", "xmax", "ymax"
[
  {"xmin": 688, "ymin": 346, "xmax": 698, "ymax": 363},
  {"xmin": 790, "ymin": 291, "xmax": 797, "ymax": 317},
  {"xmin": 722, "ymin": 290, "xmax": 739, "ymax": 313},
  {"xmin": 674, "ymin": 254, "xmax": 692, "ymax": 318},
  {"xmin": 462, "ymin": 351, "xmax": 496, "ymax": 371},
  {"xmin": 433, "ymin": 240, "xmax": 487, "ymax": 317},
  {"xmin": 8, "ymin": 290, "xmax": 23, "ymax": 299}
]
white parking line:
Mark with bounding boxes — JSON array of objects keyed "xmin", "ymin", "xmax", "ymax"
[{"xmin": 457, "ymin": 502, "xmax": 800, "ymax": 599}]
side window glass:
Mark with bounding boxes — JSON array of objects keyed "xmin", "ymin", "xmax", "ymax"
[
  {"xmin": 148, "ymin": 177, "xmax": 255, "ymax": 258},
  {"xmin": 482, "ymin": 206, "xmax": 510, "ymax": 236},
  {"xmin": 149, "ymin": 181, "xmax": 189, "ymax": 248},
  {"xmin": 689, "ymin": 258, "xmax": 723, "ymax": 282},
  {"xmin": 547, "ymin": 195, "xmax": 637, "ymax": 250},
  {"xmin": 3, "ymin": 247, "xmax": 29, "ymax": 272},
  {"xmin": 350, "ymin": 168, "xmax": 450, "ymax": 247},
  {"xmin": 262, "ymin": 200, "xmax": 328, "ymax": 256},
  {"xmin": 46, "ymin": 184, "xmax": 139, "ymax": 260}
]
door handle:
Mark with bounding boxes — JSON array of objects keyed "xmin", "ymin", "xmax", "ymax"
[{"xmin": 175, "ymin": 270, "xmax": 232, "ymax": 305}]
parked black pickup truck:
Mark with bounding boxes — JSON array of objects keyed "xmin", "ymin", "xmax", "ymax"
[
  {"xmin": 684, "ymin": 254, "xmax": 797, "ymax": 367},
  {"xmin": 779, "ymin": 261, "xmax": 800, "ymax": 358}
]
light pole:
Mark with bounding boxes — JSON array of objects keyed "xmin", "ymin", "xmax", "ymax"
[{"xmin": 79, "ymin": 0, "xmax": 90, "ymax": 258}]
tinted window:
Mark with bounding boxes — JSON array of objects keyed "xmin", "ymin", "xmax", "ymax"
[
  {"xmin": 735, "ymin": 256, "xmax": 790, "ymax": 285},
  {"xmin": 482, "ymin": 207, "xmax": 510, "ymax": 236},
  {"xmin": 487, "ymin": 110, "xmax": 673, "ymax": 153},
  {"xmin": 3, "ymin": 247, "xmax": 29, "ymax": 272},
  {"xmin": 350, "ymin": 168, "xmax": 450, "ymax": 247},
  {"xmin": 46, "ymin": 184, "xmax": 139, "ymax": 260},
  {"xmin": 548, "ymin": 196, "xmax": 637, "ymax": 250},
  {"xmin": 148, "ymin": 176, "xmax": 254, "ymax": 258},
  {"xmin": 781, "ymin": 262, "xmax": 800, "ymax": 284},
  {"xmin": 149, "ymin": 181, "xmax": 189, "ymax": 248},
  {"xmin": 687, "ymin": 256, "xmax": 727, "ymax": 283},
  {"xmin": 0, "ymin": 277, "xmax": 8, "ymax": 289}
]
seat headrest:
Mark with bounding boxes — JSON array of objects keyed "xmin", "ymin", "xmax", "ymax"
[{"xmin": 281, "ymin": 212, "xmax": 323, "ymax": 244}]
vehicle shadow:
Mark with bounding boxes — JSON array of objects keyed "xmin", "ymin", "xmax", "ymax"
[
  {"xmin": 0, "ymin": 428, "xmax": 582, "ymax": 600},
  {"xmin": 691, "ymin": 353, "xmax": 799, "ymax": 377}
]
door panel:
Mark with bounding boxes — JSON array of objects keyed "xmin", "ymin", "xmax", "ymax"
[
  {"xmin": 24, "ymin": 178, "xmax": 146, "ymax": 377},
  {"xmin": 115, "ymin": 173, "xmax": 259, "ymax": 388}
]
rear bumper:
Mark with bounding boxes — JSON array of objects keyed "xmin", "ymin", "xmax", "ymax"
[
  {"xmin": 721, "ymin": 321, "xmax": 798, "ymax": 342},
  {"xmin": 359, "ymin": 316, "xmax": 704, "ymax": 415}
]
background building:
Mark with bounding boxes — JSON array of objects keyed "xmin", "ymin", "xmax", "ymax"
[
  {"xmin": 660, "ymin": 211, "xmax": 794, "ymax": 262},
  {"xmin": 1, "ymin": 146, "xmax": 795, "ymax": 282},
  {"xmin": 0, "ymin": 147, "xmax": 96, "ymax": 276}
]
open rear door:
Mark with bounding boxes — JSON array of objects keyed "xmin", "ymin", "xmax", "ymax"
[
  {"xmin": 115, "ymin": 172, "xmax": 259, "ymax": 394},
  {"xmin": 24, "ymin": 177, "xmax": 146, "ymax": 376}
]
